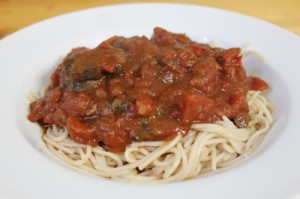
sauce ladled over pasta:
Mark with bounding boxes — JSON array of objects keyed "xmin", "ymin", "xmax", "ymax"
[{"xmin": 28, "ymin": 27, "xmax": 268, "ymax": 152}]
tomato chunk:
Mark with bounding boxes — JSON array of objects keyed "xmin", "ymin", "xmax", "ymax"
[
  {"xmin": 180, "ymin": 93, "xmax": 214, "ymax": 125},
  {"xmin": 229, "ymin": 93, "xmax": 248, "ymax": 112},
  {"xmin": 61, "ymin": 92, "xmax": 93, "ymax": 118},
  {"xmin": 249, "ymin": 76, "xmax": 269, "ymax": 91},
  {"xmin": 136, "ymin": 95, "xmax": 155, "ymax": 116},
  {"xmin": 100, "ymin": 128, "xmax": 130, "ymax": 152},
  {"xmin": 66, "ymin": 117, "xmax": 98, "ymax": 146}
]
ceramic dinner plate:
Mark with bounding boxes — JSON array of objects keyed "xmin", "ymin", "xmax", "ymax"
[{"xmin": 0, "ymin": 3, "xmax": 300, "ymax": 199}]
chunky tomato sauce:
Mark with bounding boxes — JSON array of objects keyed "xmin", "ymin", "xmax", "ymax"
[{"xmin": 28, "ymin": 28, "xmax": 269, "ymax": 152}]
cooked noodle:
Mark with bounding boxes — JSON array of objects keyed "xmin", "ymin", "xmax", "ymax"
[{"xmin": 40, "ymin": 90, "xmax": 273, "ymax": 183}]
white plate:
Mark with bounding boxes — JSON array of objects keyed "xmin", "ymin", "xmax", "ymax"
[{"xmin": 1, "ymin": 3, "xmax": 300, "ymax": 199}]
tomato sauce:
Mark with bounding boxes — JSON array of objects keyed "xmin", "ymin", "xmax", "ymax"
[{"xmin": 28, "ymin": 28, "xmax": 269, "ymax": 152}]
